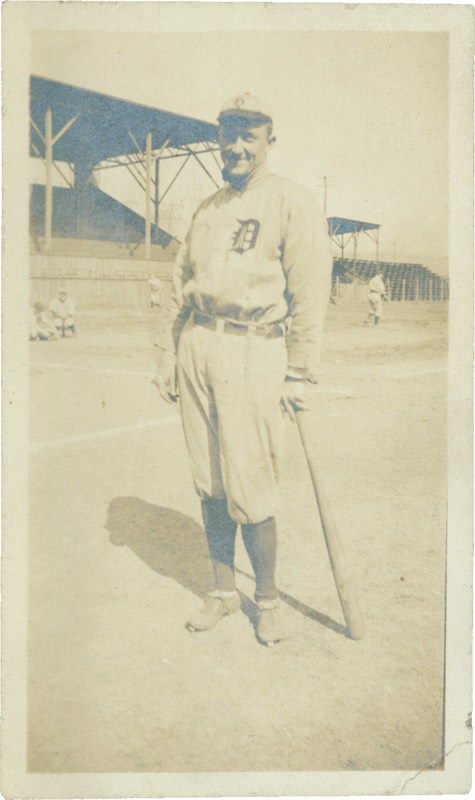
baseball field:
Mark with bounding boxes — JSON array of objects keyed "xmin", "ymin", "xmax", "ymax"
[{"xmin": 28, "ymin": 299, "xmax": 448, "ymax": 774}]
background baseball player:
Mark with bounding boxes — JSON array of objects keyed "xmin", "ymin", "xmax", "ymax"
[
  {"xmin": 154, "ymin": 93, "xmax": 332, "ymax": 644},
  {"xmin": 365, "ymin": 270, "xmax": 388, "ymax": 326},
  {"xmin": 50, "ymin": 288, "xmax": 76, "ymax": 337},
  {"xmin": 29, "ymin": 301, "xmax": 59, "ymax": 341},
  {"xmin": 149, "ymin": 276, "xmax": 163, "ymax": 309}
]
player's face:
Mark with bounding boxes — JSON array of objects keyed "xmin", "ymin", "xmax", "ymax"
[{"xmin": 219, "ymin": 120, "xmax": 274, "ymax": 178}]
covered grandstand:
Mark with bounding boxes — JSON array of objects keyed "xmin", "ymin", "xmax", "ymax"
[
  {"xmin": 30, "ymin": 76, "xmax": 219, "ymax": 254},
  {"xmin": 328, "ymin": 217, "xmax": 448, "ymax": 303},
  {"xmin": 29, "ymin": 77, "xmax": 448, "ymax": 309},
  {"xmin": 332, "ymin": 256, "xmax": 449, "ymax": 303},
  {"xmin": 29, "ymin": 76, "xmax": 220, "ymax": 306}
]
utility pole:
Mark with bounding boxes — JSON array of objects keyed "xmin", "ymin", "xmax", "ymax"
[{"xmin": 316, "ymin": 175, "xmax": 334, "ymax": 218}]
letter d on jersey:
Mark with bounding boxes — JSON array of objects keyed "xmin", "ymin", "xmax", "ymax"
[{"xmin": 230, "ymin": 219, "xmax": 260, "ymax": 254}]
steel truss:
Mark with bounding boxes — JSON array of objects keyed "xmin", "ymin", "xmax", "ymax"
[
  {"xmin": 329, "ymin": 222, "xmax": 380, "ymax": 269},
  {"xmin": 30, "ymin": 109, "xmax": 220, "ymax": 257},
  {"xmin": 93, "ymin": 140, "xmax": 221, "ymax": 255}
]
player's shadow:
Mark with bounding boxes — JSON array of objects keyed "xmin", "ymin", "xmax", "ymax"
[
  {"xmin": 105, "ymin": 496, "xmax": 347, "ymax": 637},
  {"xmin": 105, "ymin": 496, "xmax": 213, "ymax": 597}
]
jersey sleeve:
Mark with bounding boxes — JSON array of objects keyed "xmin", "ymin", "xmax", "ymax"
[
  {"xmin": 281, "ymin": 189, "xmax": 333, "ymax": 379},
  {"xmin": 154, "ymin": 223, "xmax": 194, "ymax": 354}
]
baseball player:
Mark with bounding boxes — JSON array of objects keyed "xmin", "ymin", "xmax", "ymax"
[
  {"xmin": 149, "ymin": 276, "xmax": 163, "ymax": 309},
  {"xmin": 365, "ymin": 271, "xmax": 388, "ymax": 326},
  {"xmin": 29, "ymin": 301, "xmax": 59, "ymax": 341},
  {"xmin": 50, "ymin": 288, "xmax": 76, "ymax": 337},
  {"xmin": 154, "ymin": 93, "xmax": 333, "ymax": 644}
]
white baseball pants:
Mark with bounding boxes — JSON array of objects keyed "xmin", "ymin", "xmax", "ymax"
[{"xmin": 177, "ymin": 319, "xmax": 287, "ymax": 525}]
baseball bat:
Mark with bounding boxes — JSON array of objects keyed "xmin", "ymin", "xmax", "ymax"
[{"xmin": 296, "ymin": 409, "xmax": 366, "ymax": 640}]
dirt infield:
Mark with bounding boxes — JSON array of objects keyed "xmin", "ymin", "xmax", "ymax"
[{"xmin": 28, "ymin": 300, "xmax": 448, "ymax": 773}]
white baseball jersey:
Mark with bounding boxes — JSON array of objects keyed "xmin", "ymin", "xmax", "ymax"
[
  {"xmin": 158, "ymin": 166, "xmax": 333, "ymax": 378},
  {"xmin": 50, "ymin": 296, "xmax": 75, "ymax": 320},
  {"xmin": 369, "ymin": 275, "xmax": 386, "ymax": 295}
]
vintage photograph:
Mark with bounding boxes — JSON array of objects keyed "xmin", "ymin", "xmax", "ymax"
[{"xmin": 2, "ymin": 3, "xmax": 473, "ymax": 797}]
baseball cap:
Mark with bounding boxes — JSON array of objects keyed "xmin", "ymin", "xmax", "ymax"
[{"xmin": 218, "ymin": 93, "xmax": 273, "ymax": 124}]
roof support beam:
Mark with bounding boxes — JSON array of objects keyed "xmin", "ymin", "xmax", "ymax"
[
  {"xmin": 45, "ymin": 108, "xmax": 53, "ymax": 255},
  {"xmin": 31, "ymin": 112, "xmax": 79, "ymax": 151},
  {"xmin": 30, "ymin": 115, "xmax": 45, "ymax": 145},
  {"xmin": 361, "ymin": 226, "xmax": 380, "ymax": 263},
  {"xmin": 189, "ymin": 149, "xmax": 220, "ymax": 189},
  {"xmin": 353, "ymin": 230, "xmax": 360, "ymax": 263},
  {"xmin": 154, "ymin": 157, "xmax": 160, "ymax": 234},
  {"xmin": 145, "ymin": 132, "xmax": 152, "ymax": 259},
  {"xmin": 31, "ymin": 142, "xmax": 73, "ymax": 188},
  {"xmin": 123, "ymin": 158, "xmax": 147, "ymax": 192},
  {"xmin": 128, "ymin": 130, "xmax": 144, "ymax": 158},
  {"xmin": 32, "ymin": 109, "xmax": 78, "ymax": 252},
  {"xmin": 92, "ymin": 143, "xmax": 218, "ymax": 169},
  {"xmin": 125, "ymin": 154, "xmax": 147, "ymax": 191},
  {"xmin": 157, "ymin": 153, "xmax": 192, "ymax": 205},
  {"xmin": 160, "ymin": 146, "xmax": 220, "ymax": 161},
  {"xmin": 204, "ymin": 141, "xmax": 222, "ymax": 171},
  {"xmin": 52, "ymin": 114, "xmax": 79, "ymax": 146}
]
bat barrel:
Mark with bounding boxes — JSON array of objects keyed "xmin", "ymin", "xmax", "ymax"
[{"xmin": 297, "ymin": 411, "xmax": 366, "ymax": 641}]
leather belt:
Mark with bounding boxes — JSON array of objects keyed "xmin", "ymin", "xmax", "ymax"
[{"xmin": 192, "ymin": 311, "xmax": 284, "ymax": 339}]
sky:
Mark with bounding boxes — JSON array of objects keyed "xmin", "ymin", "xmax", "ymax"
[{"xmin": 31, "ymin": 28, "xmax": 449, "ymax": 274}]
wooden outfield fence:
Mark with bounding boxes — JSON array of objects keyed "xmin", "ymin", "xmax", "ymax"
[
  {"xmin": 30, "ymin": 254, "xmax": 174, "ymax": 310},
  {"xmin": 30, "ymin": 251, "xmax": 449, "ymax": 312}
]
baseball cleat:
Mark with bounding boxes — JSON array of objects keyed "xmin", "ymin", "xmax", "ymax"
[
  {"xmin": 257, "ymin": 598, "xmax": 285, "ymax": 645},
  {"xmin": 186, "ymin": 591, "xmax": 240, "ymax": 632}
]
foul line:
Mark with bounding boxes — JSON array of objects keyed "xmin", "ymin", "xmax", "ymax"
[
  {"xmin": 30, "ymin": 415, "xmax": 180, "ymax": 452},
  {"xmin": 31, "ymin": 361, "xmax": 152, "ymax": 379},
  {"xmin": 31, "ymin": 360, "xmax": 446, "ymax": 382},
  {"xmin": 381, "ymin": 365, "xmax": 447, "ymax": 379}
]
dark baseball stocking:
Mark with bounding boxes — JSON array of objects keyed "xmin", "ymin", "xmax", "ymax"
[
  {"xmin": 201, "ymin": 498, "xmax": 237, "ymax": 592},
  {"xmin": 241, "ymin": 517, "xmax": 278, "ymax": 602}
]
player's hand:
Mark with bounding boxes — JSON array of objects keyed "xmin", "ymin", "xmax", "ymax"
[
  {"xmin": 152, "ymin": 350, "xmax": 178, "ymax": 403},
  {"xmin": 280, "ymin": 378, "xmax": 308, "ymax": 422}
]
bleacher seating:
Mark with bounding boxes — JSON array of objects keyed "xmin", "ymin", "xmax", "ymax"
[{"xmin": 333, "ymin": 258, "xmax": 449, "ymax": 302}]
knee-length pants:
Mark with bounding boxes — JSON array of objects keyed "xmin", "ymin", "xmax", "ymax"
[{"xmin": 177, "ymin": 319, "xmax": 287, "ymax": 524}]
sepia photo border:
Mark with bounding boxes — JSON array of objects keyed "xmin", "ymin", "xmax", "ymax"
[{"xmin": 1, "ymin": 2, "xmax": 473, "ymax": 796}]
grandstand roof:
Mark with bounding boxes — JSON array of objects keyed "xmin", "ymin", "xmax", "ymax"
[
  {"xmin": 30, "ymin": 76, "xmax": 219, "ymax": 164},
  {"xmin": 328, "ymin": 217, "xmax": 380, "ymax": 236}
]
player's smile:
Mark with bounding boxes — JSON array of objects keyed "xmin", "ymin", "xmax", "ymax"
[{"xmin": 219, "ymin": 122, "xmax": 274, "ymax": 178}]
